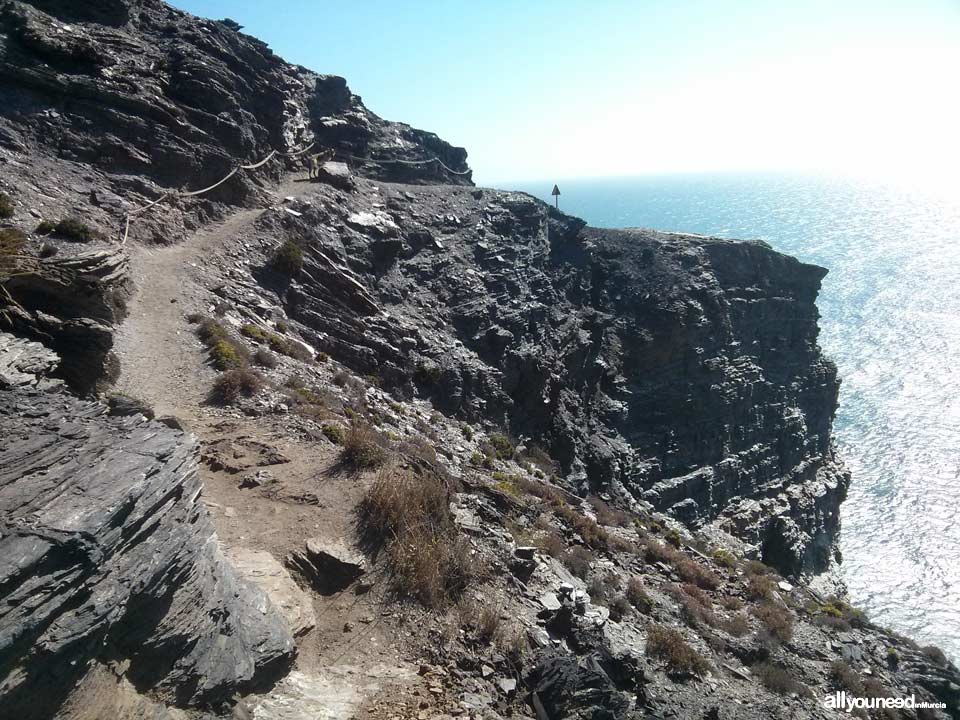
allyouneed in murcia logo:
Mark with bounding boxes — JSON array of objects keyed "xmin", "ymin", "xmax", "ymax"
[{"xmin": 824, "ymin": 691, "xmax": 946, "ymax": 713}]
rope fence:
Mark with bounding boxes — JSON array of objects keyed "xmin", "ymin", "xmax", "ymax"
[{"xmin": 117, "ymin": 140, "xmax": 471, "ymax": 244}]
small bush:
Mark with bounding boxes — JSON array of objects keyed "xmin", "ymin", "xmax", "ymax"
[
  {"xmin": 813, "ymin": 614, "xmax": 851, "ymax": 632},
  {"xmin": 587, "ymin": 573, "xmax": 619, "ymax": 605},
  {"xmin": 921, "ymin": 645, "xmax": 948, "ymax": 666},
  {"xmin": 322, "ymin": 423, "xmax": 346, "ymax": 444},
  {"xmin": 338, "ymin": 423, "xmax": 387, "ymax": 470},
  {"xmin": 476, "ymin": 604, "xmax": 501, "ymax": 644},
  {"xmin": 643, "ymin": 539, "xmax": 721, "ymax": 590},
  {"xmin": 54, "ymin": 217, "xmax": 103, "ymax": 242},
  {"xmin": 35, "ymin": 220, "xmax": 55, "ymax": 235},
  {"xmin": 721, "ymin": 613, "xmax": 751, "ymax": 637},
  {"xmin": 211, "ymin": 339, "xmax": 247, "ymax": 370},
  {"xmin": 358, "ymin": 467, "xmax": 475, "ymax": 608},
  {"xmin": 589, "ymin": 496, "xmax": 631, "ymax": 527},
  {"xmin": 753, "ymin": 662, "xmax": 811, "ymax": 697},
  {"xmin": 488, "ymin": 432, "xmax": 515, "ymax": 460},
  {"xmin": 241, "ymin": 323, "xmax": 268, "ymax": 341},
  {"xmin": 519, "ymin": 443, "xmax": 557, "ymax": 474},
  {"xmin": 752, "ymin": 602, "xmax": 794, "ymax": 643},
  {"xmin": 0, "ymin": 228, "xmax": 26, "ymax": 273},
  {"xmin": 268, "ymin": 333, "xmax": 313, "ymax": 361},
  {"xmin": 646, "ymin": 625, "xmax": 709, "ymax": 677},
  {"xmin": 562, "ymin": 546, "xmax": 594, "ymax": 579},
  {"xmin": 721, "ymin": 596, "xmax": 744, "ymax": 611},
  {"xmin": 665, "ymin": 529, "xmax": 682, "ymax": 547},
  {"xmin": 0, "ymin": 192, "xmax": 14, "ymax": 218},
  {"xmin": 609, "ymin": 595, "xmax": 631, "ymax": 622},
  {"xmin": 253, "ymin": 347, "xmax": 278, "ymax": 368},
  {"xmin": 711, "ymin": 549, "xmax": 737, "ymax": 568},
  {"xmin": 666, "ymin": 583, "xmax": 718, "ymax": 629},
  {"xmin": 746, "ymin": 574, "xmax": 774, "ymax": 600},
  {"xmin": 744, "ymin": 560, "xmax": 773, "ymax": 576},
  {"xmin": 536, "ymin": 529, "xmax": 565, "ymax": 558},
  {"xmin": 271, "ymin": 239, "xmax": 303, "ymax": 276},
  {"xmin": 626, "ymin": 577, "xmax": 653, "ymax": 613},
  {"xmin": 210, "ymin": 368, "xmax": 263, "ymax": 404},
  {"xmin": 830, "ymin": 660, "xmax": 864, "ymax": 694}
]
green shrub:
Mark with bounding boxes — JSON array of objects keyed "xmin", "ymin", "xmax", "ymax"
[
  {"xmin": 35, "ymin": 220, "xmax": 55, "ymax": 235},
  {"xmin": 211, "ymin": 339, "xmax": 247, "ymax": 370},
  {"xmin": 270, "ymin": 239, "xmax": 303, "ymax": 276},
  {"xmin": 0, "ymin": 228, "xmax": 26, "ymax": 267},
  {"xmin": 626, "ymin": 577, "xmax": 653, "ymax": 613},
  {"xmin": 489, "ymin": 432, "xmax": 515, "ymax": 460},
  {"xmin": 241, "ymin": 323, "xmax": 268, "ymax": 341},
  {"xmin": 711, "ymin": 549, "xmax": 737, "ymax": 568},
  {"xmin": 209, "ymin": 368, "xmax": 263, "ymax": 404},
  {"xmin": 0, "ymin": 192, "xmax": 14, "ymax": 219},
  {"xmin": 54, "ymin": 217, "xmax": 103, "ymax": 242},
  {"xmin": 322, "ymin": 423, "xmax": 346, "ymax": 444}
]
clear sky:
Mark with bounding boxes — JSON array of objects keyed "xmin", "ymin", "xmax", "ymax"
[{"xmin": 170, "ymin": 0, "xmax": 960, "ymax": 187}]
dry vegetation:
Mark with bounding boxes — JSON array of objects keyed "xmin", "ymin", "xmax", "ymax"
[
  {"xmin": 209, "ymin": 368, "xmax": 263, "ymax": 404},
  {"xmin": 338, "ymin": 423, "xmax": 388, "ymax": 471},
  {"xmin": 646, "ymin": 624, "xmax": 710, "ymax": 677},
  {"xmin": 358, "ymin": 466, "xmax": 478, "ymax": 608}
]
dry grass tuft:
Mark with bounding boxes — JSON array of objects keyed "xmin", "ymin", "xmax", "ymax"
[
  {"xmin": 646, "ymin": 625, "xmax": 710, "ymax": 677},
  {"xmin": 751, "ymin": 602, "xmax": 794, "ymax": 643},
  {"xmin": 753, "ymin": 662, "xmax": 811, "ymax": 697},
  {"xmin": 358, "ymin": 467, "xmax": 478, "ymax": 608},
  {"xmin": 338, "ymin": 423, "xmax": 388, "ymax": 471},
  {"xmin": 209, "ymin": 368, "xmax": 263, "ymax": 404},
  {"xmin": 642, "ymin": 539, "xmax": 721, "ymax": 590},
  {"xmin": 626, "ymin": 577, "xmax": 653, "ymax": 613},
  {"xmin": 589, "ymin": 496, "xmax": 632, "ymax": 527}
]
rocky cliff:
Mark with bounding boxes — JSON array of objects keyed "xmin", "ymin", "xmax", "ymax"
[
  {"xmin": 251, "ymin": 182, "xmax": 848, "ymax": 577},
  {"xmin": 1, "ymin": 1, "xmax": 956, "ymax": 719}
]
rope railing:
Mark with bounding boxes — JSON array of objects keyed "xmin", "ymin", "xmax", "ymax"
[
  {"xmin": 115, "ymin": 140, "xmax": 471, "ymax": 245},
  {"xmin": 117, "ymin": 143, "xmax": 314, "ymax": 245},
  {"xmin": 342, "ymin": 152, "xmax": 473, "ymax": 176}
]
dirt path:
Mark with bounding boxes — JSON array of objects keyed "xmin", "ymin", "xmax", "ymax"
[
  {"xmin": 110, "ymin": 180, "xmax": 428, "ymax": 720},
  {"xmin": 112, "ymin": 177, "xmax": 303, "ymax": 419}
]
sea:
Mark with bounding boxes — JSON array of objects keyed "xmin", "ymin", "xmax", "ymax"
[{"xmin": 516, "ymin": 173, "xmax": 960, "ymax": 660}]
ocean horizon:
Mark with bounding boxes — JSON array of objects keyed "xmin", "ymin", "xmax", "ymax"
[{"xmin": 514, "ymin": 172, "xmax": 960, "ymax": 661}]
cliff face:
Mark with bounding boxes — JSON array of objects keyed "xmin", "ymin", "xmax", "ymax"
[{"xmin": 254, "ymin": 185, "xmax": 848, "ymax": 576}]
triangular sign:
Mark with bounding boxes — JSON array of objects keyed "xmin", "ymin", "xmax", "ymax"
[{"xmin": 551, "ymin": 184, "xmax": 561, "ymax": 196}]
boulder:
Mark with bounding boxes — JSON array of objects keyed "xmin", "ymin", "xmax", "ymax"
[
  {"xmin": 226, "ymin": 548, "xmax": 317, "ymax": 637},
  {"xmin": 288, "ymin": 537, "xmax": 366, "ymax": 594}
]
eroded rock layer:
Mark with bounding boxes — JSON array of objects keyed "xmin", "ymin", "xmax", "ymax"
[{"xmin": 0, "ymin": 345, "xmax": 294, "ymax": 718}]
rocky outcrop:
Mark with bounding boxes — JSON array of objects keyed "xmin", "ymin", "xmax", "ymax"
[
  {"xmin": 0, "ymin": 350, "xmax": 294, "ymax": 718},
  {"xmin": 0, "ymin": 0, "xmax": 471, "ymax": 241},
  {"xmin": 252, "ymin": 183, "xmax": 848, "ymax": 576}
]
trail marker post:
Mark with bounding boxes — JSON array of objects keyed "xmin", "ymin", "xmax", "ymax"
[{"xmin": 551, "ymin": 184, "xmax": 561, "ymax": 208}]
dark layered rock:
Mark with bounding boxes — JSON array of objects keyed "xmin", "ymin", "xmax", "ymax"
[
  {"xmin": 0, "ymin": 247, "xmax": 130, "ymax": 393},
  {"xmin": 253, "ymin": 183, "xmax": 848, "ymax": 575},
  {"xmin": 0, "ymin": 352, "xmax": 294, "ymax": 718},
  {"xmin": 0, "ymin": 0, "xmax": 471, "ymax": 240}
]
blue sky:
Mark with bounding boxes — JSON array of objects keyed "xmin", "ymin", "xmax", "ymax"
[{"xmin": 171, "ymin": 1, "xmax": 960, "ymax": 186}]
